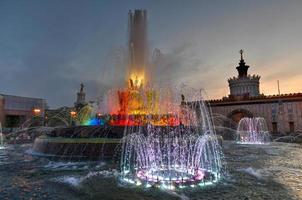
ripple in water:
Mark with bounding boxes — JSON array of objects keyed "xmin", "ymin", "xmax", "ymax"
[
  {"xmin": 44, "ymin": 161, "xmax": 105, "ymax": 171},
  {"xmin": 54, "ymin": 176, "xmax": 84, "ymax": 187},
  {"xmin": 53, "ymin": 169, "xmax": 119, "ymax": 187},
  {"xmin": 238, "ymin": 167, "xmax": 274, "ymax": 181}
]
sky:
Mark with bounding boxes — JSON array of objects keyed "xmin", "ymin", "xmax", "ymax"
[{"xmin": 0, "ymin": 0, "xmax": 302, "ymax": 108}]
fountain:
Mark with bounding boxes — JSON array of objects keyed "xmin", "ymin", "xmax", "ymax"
[
  {"xmin": 32, "ymin": 10, "xmax": 224, "ymax": 186},
  {"xmin": 0, "ymin": 123, "xmax": 5, "ymax": 149},
  {"xmin": 236, "ymin": 117, "xmax": 270, "ymax": 144},
  {"xmin": 114, "ymin": 11, "xmax": 223, "ymax": 189},
  {"xmin": 119, "ymin": 87, "xmax": 223, "ymax": 189}
]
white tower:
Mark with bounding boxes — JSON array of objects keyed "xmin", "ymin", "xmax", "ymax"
[{"xmin": 228, "ymin": 50, "xmax": 260, "ymax": 98}]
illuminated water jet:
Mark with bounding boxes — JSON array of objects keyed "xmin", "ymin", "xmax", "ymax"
[
  {"xmin": 236, "ymin": 117, "xmax": 270, "ymax": 144},
  {"xmin": 0, "ymin": 123, "xmax": 5, "ymax": 149},
  {"xmin": 120, "ymin": 88, "xmax": 224, "ymax": 189}
]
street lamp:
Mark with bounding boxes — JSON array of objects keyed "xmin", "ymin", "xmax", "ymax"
[
  {"xmin": 33, "ymin": 108, "xmax": 41, "ymax": 115},
  {"xmin": 70, "ymin": 111, "xmax": 77, "ymax": 117},
  {"xmin": 32, "ymin": 108, "xmax": 42, "ymax": 127},
  {"xmin": 70, "ymin": 111, "xmax": 77, "ymax": 126}
]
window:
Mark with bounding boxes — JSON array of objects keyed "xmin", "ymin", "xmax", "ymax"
[
  {"xmin": 289, "ymin": 122, "xmax": 294, "ymax": 133},
  {"xmin": 272, "ymin": 122, "xmax": 278, "ymax": 134}
]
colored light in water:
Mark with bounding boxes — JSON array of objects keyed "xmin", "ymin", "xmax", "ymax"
[{"xmin": 83, "ymin": 118, "xmax": 104, "ymax": 126}]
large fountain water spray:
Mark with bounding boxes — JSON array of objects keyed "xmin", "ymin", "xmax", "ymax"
[
  {"xmin": 103, "ymin": 10, "xmax": 224, "ymax": 189},
  {"xmin": 30, "ymin": 9, "xmax": 224, "ymax": 189},
  {"xmin": 236, "ymin": 117, "xmax": 270, "ymax": 144},
  {"xmin": 120, "ymin": 87, "xmax": 224, "ymax": 189}
]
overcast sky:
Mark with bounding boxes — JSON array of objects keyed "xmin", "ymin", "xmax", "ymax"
[{"xmin": 0, "ymin": 0, "xmax": 302, "ymax": 108}]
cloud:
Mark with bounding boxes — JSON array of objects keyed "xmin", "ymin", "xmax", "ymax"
[
  {"xmin": 1, "ymin": 0, "xmax": 302, "ymax": 108},
  {"xmin": 151, "ymin": 42, "xmax": 208, "ymax": 85}
]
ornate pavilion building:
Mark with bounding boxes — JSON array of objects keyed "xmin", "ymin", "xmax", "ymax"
[{"xmin": 208, "ymin": 50, "xmax": 302, "ymax": 134}]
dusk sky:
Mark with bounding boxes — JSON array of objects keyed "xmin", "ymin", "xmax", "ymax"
[{"xmin": 0, "ymin": 0, "xmax": 302, "ymax": 108}]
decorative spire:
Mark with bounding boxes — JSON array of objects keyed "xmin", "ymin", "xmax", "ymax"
[
  {"xmin": 80, "ymin": 83, "xmax": 84, "ymax": 93},
  {"xmin": 239, "ymin": 49, "xmax": 244, "ymax": 60},
  {"xmin": 236, "ymin": 49, "xmax": 249, "ymax": 78},
  {"xmin": 75, "ymin": 82, "xmax": 87, "ymax": 109}
]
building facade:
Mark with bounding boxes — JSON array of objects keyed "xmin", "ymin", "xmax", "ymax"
[
  {"xmin": 0, "ymin": 94, "xmax": 47, "ymax": 129},
  {"xmin": 208, "ymin": 50, "xmax": 302, "ymax": 134}
]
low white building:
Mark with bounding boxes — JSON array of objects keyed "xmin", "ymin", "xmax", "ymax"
[{"xmin": 0, "ymin": 94, "xmax": 47, "ymax": 129}]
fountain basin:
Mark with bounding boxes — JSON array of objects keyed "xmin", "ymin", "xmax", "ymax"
[
  {"xmin": 32, "ymin": 135, "xmax": 121, "ymax": 160},
  {"xmin": 33, "ymin": 125, "xmax": 224, "ymax": 161}
]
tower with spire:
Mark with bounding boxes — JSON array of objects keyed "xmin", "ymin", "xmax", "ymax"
[
  {"xmin": 228, "ymin": 50, "xmax": 260, "ymax": 98},
  {"xmin": 74, "ymin": 83, "xmax": 87, "ymax": 110}
]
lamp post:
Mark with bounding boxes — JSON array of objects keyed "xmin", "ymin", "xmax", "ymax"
[
  {"xmin": 44, "ymin": 115, "xmax": 48, "ymax": 126},
  {"xmin": 33, "ymin": 108, "xmax": 41, "ymax": 116},
  {"xmin": 32, "ymin": 108, "xmax": 42, "ymax": 127},
  {"xmin": 70, "ymin": 111, "xmax": 77, "ymax": 126}
]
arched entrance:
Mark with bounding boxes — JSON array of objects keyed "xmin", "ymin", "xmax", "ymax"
[{"xmin": 227, "ymin": 109, "xmax": 253, "ymax": 124}]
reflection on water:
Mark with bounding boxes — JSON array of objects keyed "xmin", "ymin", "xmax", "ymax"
[
  {"xmin": 0, "ymin": 148, "xmax": 9, "ymax": 165},
  {"xmin": 43, "ymin": 161, "xmax": 105, "ymax": 171},
  {"xmin": 0, "ymin": 142, "xmax": 301, "ymax": 199}
]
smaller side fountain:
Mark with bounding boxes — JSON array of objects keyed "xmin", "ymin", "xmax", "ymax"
[
  {"xmin": 236, "ymin": 117, "xmax": 270, "ymax": 144},
  {"xmin": 0, "ymin": 123, "xmax": 5, "ymax": 149}
]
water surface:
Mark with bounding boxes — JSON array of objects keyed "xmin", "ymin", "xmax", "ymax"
[{"xmin": 0, "ymin": 142, "xmax": 301, "ymax": 200}]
